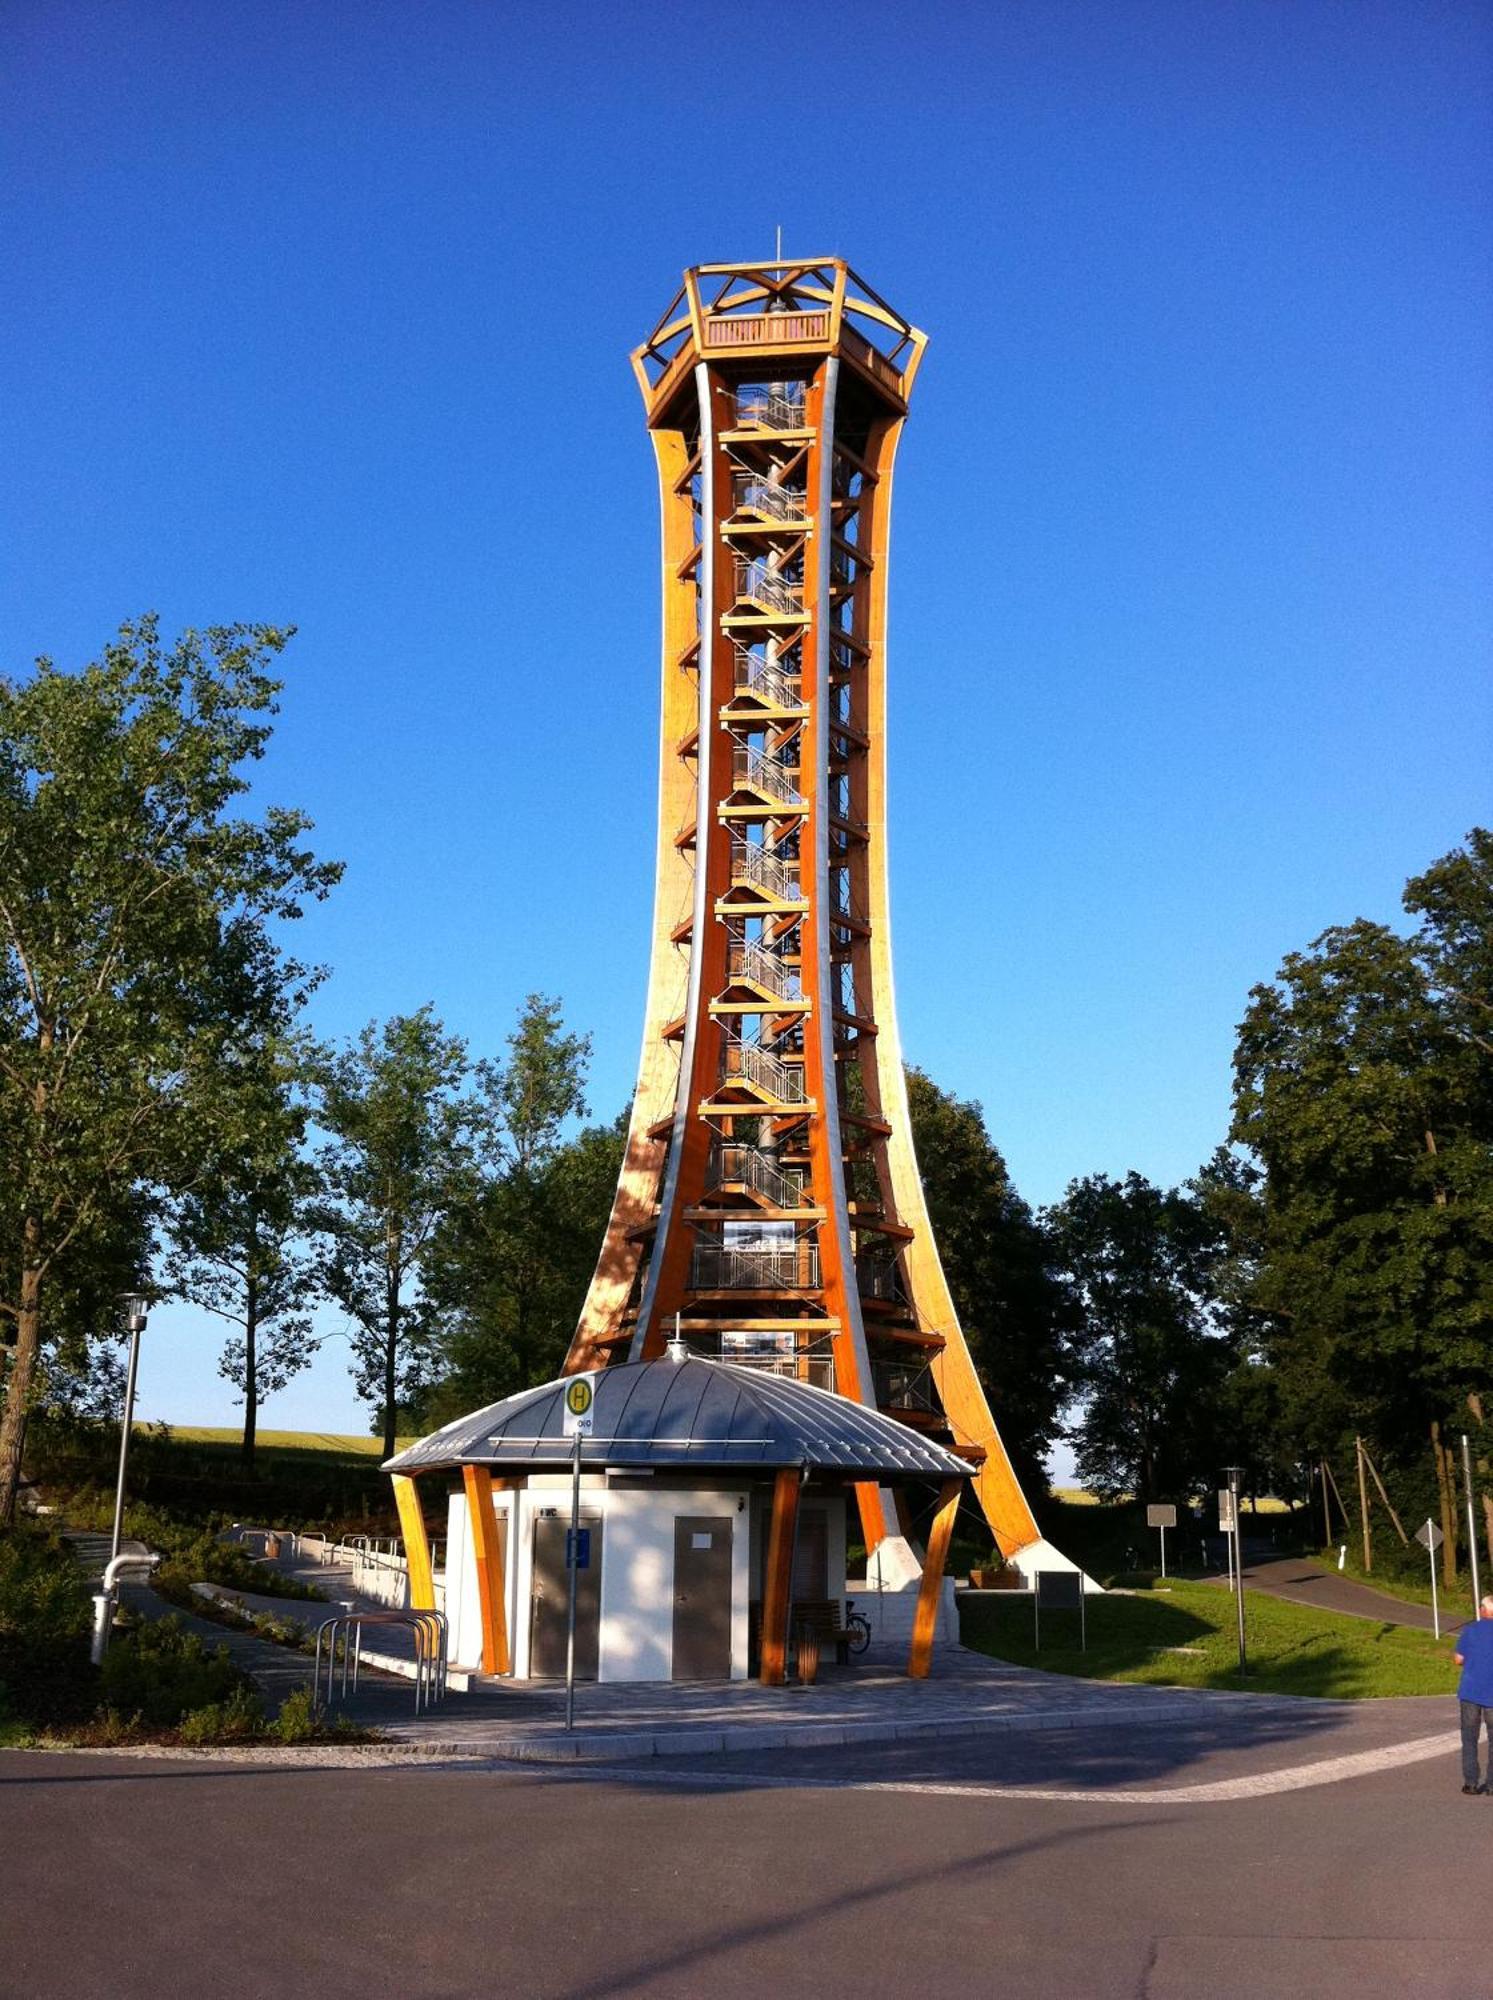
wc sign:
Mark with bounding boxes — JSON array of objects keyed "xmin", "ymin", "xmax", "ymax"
[{"xmin": 562, "ymin": 1373, "xmax": 598, "ymax": 1437}]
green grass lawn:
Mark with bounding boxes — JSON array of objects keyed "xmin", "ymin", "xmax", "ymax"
[{"xmin": 960, "ymin": 1578, "xmax": 1460, "ymax": 1699}]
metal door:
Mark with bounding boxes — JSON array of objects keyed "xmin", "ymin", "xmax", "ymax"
[
  {"xmin": 672, "ymin": 1516, "xmax": 734, "ymax": 1680},
  {"xmin": 529, "ymin": 1514, "xmax": 603, "ymax": 1679}
]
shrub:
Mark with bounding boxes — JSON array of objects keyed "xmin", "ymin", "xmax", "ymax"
[
  {"xmin": 0, "ymin": 1524, "xmax": 97, "ymax": 1730},
  {"xmin": 98, "ymin": 1616, "xmax": 244, "ymax": 1726},
  {"xmin": 0, "ymin": 1524, "xmax": 92, "ymax": 1647},
  {"xmin": 271, "ymin": 1684, "xmax": 319, "ymax": 1743},
  {"xmin": 178, "ymin": 1683, "xmax": 265, "ymax": 1745}
]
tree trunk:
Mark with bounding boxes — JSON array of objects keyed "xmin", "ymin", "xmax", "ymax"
[
  {"xmin": 0, "ymin": 1247, "xmax": 45, "ymax": 1529},
  {"xmin": 1432, "ymin": 1420, "xmax": 1459, "ymax": 1589},
  {"xmin": 241, "ymin": 1267, "xmax": 258, "ymax": 1471},
  {"xmin": 383, "ymin": 1261, "xmax": 400, "ymax": 1464}
]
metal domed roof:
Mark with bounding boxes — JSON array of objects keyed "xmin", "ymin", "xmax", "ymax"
[{"xmin": 383, "ymin": 1355, "xmax": 973, "ymax": 1482}]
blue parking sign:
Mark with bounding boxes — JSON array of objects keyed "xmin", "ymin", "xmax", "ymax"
[{"xmin": 566, "ymin": 1527, "xmax": 591, "ymax": 1571}]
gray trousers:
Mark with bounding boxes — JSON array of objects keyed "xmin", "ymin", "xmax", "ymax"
[{"xmin": 1460, "ymin": 1701, "xmax": 1491, "ymax": 1787}]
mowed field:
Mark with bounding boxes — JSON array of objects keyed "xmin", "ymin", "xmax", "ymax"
[{"xmin": 138, "ymin": 1426, "xmax": 408, "ymax": 1457}]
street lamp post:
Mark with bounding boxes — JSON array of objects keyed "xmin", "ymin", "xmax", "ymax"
[
  {"xmin": 92, "ymin": 1293, "xmax": 152, "ymax": 1661},
  {"xmin": 1224, "ymin": 1464, "xmax": 1247, "ymax": 1676},
  {"xmin": 108, "ymin": 1294, "xmax": 150, "ymax": 1568}
]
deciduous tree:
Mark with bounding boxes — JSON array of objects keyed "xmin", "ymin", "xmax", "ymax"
[
  {"xmin": 1049, "ymin": 1171, "xmax": 1234, "ymax": 1501},
  {"xmin": 313, "ymin": 1009, "xmax": 472, "ymax": 1459},
  {"xmin": 163, "ymin": 1031, "xmax": 322, "ymax": 1466},
  {"xmin": 0, "ymin": 618, "xmax": 339, "ymax": 1524}
]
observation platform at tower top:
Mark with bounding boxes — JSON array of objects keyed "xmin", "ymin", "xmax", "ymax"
[{"xmin": 632, "ymin": 256, "xmax": 928, "ymax": 422}]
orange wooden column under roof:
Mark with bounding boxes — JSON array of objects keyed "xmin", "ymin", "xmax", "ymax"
[{"xmin": 564, "ymin": 257, "xmax": 1068, "ymax": 1585}]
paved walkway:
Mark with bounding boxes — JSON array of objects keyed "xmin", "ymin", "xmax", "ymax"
[{"xmin": 1215, "ymin": 1553, "xmax": 1459, "ymax": 1631}]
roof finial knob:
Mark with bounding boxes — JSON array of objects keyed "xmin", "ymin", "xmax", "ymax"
[{"xmin": 665, "ymin": 1311, "xmax": 689, "ymax": 1364}]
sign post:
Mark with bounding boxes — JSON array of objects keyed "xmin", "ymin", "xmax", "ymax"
[
  {"xmin": 1034, "ymin": 1569, "xmax": 1085, "ymax": 1653},
  {"xmin": 561, "ymin": 1373, "xmax": 597, "ymax": 1731},
  {"xmin": 1146, "ymin": 1503, "xmax": 1177, "ymax": 1579},
  {"xmin": 1416, "ymin": 1517, "xmax": 1444, "ymax": 1640},
  {"xmin": 1217, "ymin": 1486, "xmax": 1238, "ymax": 1592}
]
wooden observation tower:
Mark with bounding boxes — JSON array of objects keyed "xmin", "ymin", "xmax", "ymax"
[{"xmin": 566, "ymin": 259, "xmax": 1044, "ymax": 1570}]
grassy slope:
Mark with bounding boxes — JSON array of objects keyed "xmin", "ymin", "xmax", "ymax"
[
  {"xmin": 140, "ymin": 1426, "xmax": 403, "ymax": 1456},
  {"xmin": 961, "ymin": 1578, "xmax": 1459, "ymax": 1699}
]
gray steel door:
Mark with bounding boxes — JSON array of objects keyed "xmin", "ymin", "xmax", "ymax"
[
  {"xmin": 529, "ymin": 1515, "xmax": 603, "ymax": 1679},
  {"xmin": 673, "ymin": 1516, "xmax": 734, "ymax": 1680}
]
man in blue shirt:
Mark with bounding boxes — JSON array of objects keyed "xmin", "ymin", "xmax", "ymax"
[{"xmin": 1454, "ymin": 1594, "xmax": 1493, "ymax": 1794}]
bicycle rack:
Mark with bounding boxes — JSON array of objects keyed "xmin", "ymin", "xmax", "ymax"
[{"xmin": 312, "ymin": 1609, "xmax": 449, "ymax": 1714}]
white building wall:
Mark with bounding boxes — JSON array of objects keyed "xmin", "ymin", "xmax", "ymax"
[{"xmin": 441, "ymin": 1475, "xmax": 752, "ymax": 1684}]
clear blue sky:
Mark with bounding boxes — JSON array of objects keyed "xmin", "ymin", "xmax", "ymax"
[{"xmin": 3, "ymin": 1, "xmax": 1489, "ymax": 1442}]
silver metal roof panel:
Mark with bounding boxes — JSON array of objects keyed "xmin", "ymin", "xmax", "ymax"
[{"xmin": 383, "ymin": 1356, "xmax": 973, "ymax": 1481}]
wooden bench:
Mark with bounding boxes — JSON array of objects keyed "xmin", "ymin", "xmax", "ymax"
[
  {"xmin": 748, "ymin": 1599, "xmax": 856, "ymax": 1681},
  {"xmin": 791, "ymin": 1599, "xmax": 855, "ymax": 1683}
]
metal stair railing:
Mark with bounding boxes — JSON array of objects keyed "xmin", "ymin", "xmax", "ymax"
[
  {"xmin": 689, "ymin": 1242, "xmax": 821, "ymax": 1290},
  {"xmin": 721, "ymin": 1034, "xmax": 805, "ymax": 1103},
  {"xmin": 727, "ymin": 940, "xmax": 802, "ymax": 1002},
  {"xmin": 729, "ymin": 835, "xmax": 801, "ymax": 902},
  {"xmin": 732, "ymin": 743, "xmax": 803, "ymax": 804},
  {"xmin": 736, "ymin": 476, "xmax": 809, "ymax": 522},
  {"xmin": 873, "ymin": 1360, "xmax": 938, "ymax": 1414},
  {"xmin": 857, "ymin": 1257, "xmax": 907, "ymax": 1304},
  {"xmin": 732, "ymin": 647, "xmax": 802, "ymax": 709},
  {"xmin": 734, "ymin": 388, "xmax": 807, "ymax": 431},
  {"xmin": 711, "ymin": 1142, "xmax": 806, "ymax": 1209},
  {"xmin": 737, "ymin": 560, "xmax": 803, "ymax": 615}
]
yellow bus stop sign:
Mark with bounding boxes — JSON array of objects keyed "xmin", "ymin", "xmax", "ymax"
[{"xmin": 562, "ymin": 1373, "xmax": 597, "ymax": 1436}]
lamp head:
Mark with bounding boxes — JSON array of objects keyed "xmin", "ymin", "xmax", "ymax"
[{"xmin": 120, "ymin": 1292, "xmax": 150, "ymax": 1335}]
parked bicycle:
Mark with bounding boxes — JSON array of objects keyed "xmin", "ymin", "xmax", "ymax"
[{"xmin": 844, "ymin": 1598, "xmax": 872, "ymax": 1656}]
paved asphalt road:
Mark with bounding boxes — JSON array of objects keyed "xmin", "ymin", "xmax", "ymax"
[
  {"xmin": 3, "ymin": 1702, "xmax": 1487, "ymax": 2000},
  {"xmin": 1219, "ymin": 1554, "xmax": 1450, "ymax": 1632}
]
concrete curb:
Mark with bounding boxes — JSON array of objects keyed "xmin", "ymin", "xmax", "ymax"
[{"xmin": 379, "ymin": 1695, "xmax": 1267, "ymax": 1765}]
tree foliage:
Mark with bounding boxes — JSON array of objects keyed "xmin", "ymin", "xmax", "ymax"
[
  {"xmin": 162, "ymin": 1030, "xmax": 323, "ymax": 1465},
  {"xmin": 1049, "ymin": 1170, "xmax": 1235, "ymax": 1501},
  {"xmin": 0, "ymin": 618, "xmax": 339, "ymax": 1523},
  {"xmin": 312, "ymin": 1008, "xmax": 472, "ymax": 1459},
  {"xmin": 905, "ymin": 1068, "xmax": 1071, "ymax": 1503},
  {"xmin": 419, "ymin": 997, "xmax": 615, "ymax": 1423},
  {"xmin": 1230, "ymin": 835, "xmax": 1493, "ymax": 1445}
]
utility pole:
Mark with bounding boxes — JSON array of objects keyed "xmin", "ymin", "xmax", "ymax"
[
  {"xmin": 1463, "ymin": 1433, "xmax": 1483, "ymax": 1614},
  {"xmin": 1356, "ymin": 1434, "xmax": 1372, "ymax": 1573}
]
